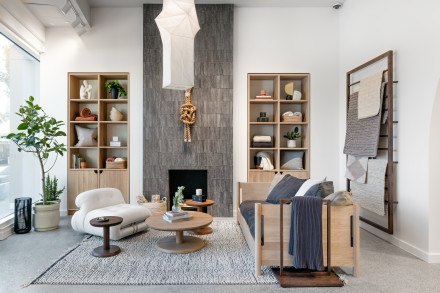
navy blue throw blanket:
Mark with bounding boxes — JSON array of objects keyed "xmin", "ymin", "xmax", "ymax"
[{"xmin": 288, "ymin": 196, "xmax": 324, "ymax": 271}]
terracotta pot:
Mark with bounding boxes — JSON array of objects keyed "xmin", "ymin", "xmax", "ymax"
[
  {"xmin": 80, "ymin": 162, "xmax": 87, "ymax": 168},
  {"xmin": 33, "ymin": 201, "xmax": 60, "ymax": 231}
]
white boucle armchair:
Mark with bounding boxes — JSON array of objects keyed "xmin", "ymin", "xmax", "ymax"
[{"xmin": 71, "ymin": 188, "xmax": 151, "ymax": 240}]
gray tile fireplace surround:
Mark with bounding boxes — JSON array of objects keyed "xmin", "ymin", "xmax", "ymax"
[{"xmin": 143, "ymin": 4, "xmax": 233, "ymax": 217}]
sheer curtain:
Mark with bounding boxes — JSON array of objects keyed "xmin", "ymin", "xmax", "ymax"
[{"xmin": 0, "ymin": 33, "xmax": 40, "ymax": 219}]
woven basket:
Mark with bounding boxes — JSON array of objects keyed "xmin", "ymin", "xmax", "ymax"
[
  {"xmin": 105, "ymin": 161, "xmax": 127, "ymax": 169},
  {"xmin": 140, "ymin": 201, "xmax": 167, "ymax": 215},
  {"xmin": 281, "ymin": 114, "xmax": 302, "ymax": 123}
]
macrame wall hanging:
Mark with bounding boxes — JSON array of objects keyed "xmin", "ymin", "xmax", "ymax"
[{"xmin": 180, "ymin": 88, "xmax": 196, "ymax": 142}]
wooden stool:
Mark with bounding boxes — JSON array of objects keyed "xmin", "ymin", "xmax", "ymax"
[
  {"xmin": 184, "ymin": 200, "xmax": 214, "ymax": 235},
  {"xmin": 89, "ymin": 216, "xmax": 123, "ymax": 257}
]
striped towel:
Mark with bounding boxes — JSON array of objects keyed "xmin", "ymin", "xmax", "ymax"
[{"xmin": 288, "ymin": 196, "xmax": 324, "ymax": 271}]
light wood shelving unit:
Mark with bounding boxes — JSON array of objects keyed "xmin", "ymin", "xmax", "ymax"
[
  {"xmin": 67, "ymin": 73, "xmax": 130, "ymax": 214},
  {"xmin": 247, "ymin": 73, "xmax": 310, "ymax": 182}
]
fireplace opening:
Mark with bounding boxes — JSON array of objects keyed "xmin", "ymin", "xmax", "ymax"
[{"xmin": 168, "ymin": 170, "xmax": 208, "ymax": 211}]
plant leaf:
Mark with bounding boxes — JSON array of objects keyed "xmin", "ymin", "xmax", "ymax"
[{"xmin": 17, "ymin": 123, "xmax": 28, "ymax": 130}]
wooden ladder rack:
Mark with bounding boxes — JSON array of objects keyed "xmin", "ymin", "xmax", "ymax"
[{"xmin": 346, "ymin": 50, "xmax": 397, "ymax": 234}]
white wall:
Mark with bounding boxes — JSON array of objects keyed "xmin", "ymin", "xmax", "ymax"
[
  {"xmin": 339, "ymin": 0, "xmax": 440, "ymax": 261},
  {"xmin": 233, "ymin": 7, "xmax": 341, "ymax": 213},
  {"xmin": 40, "ymin": 7, "xmax": 143, "ymax": 213}
]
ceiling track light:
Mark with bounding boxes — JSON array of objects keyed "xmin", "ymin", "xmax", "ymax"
[{"xmin": 61, "ymin": 0, "xmax": 72, "ymax": 15}]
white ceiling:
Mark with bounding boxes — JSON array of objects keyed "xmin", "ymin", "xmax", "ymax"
[
  {"xmin": 88, "ymin": 0, "xmax": 344, "ymax": 8},
  {"xmin": 21, "ymin": 0, "xmax": 344, "ymax": 29}
]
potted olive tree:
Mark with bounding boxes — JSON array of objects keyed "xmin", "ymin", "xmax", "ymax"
[
  {"xmin": 104, "ymin": 80, "xmax": 127, "ymax": 99},
  {"xmin": 7, "ymin": 96, "xmax": 66, "ymax": 231},
  {"xmin": 284, "ymin": 127, "xmax": 302, "ymax": 148}
]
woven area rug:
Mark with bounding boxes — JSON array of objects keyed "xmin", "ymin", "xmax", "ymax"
[{"xmin": 31, "ymin": 219, "xmax": 277, "ymax": 285}]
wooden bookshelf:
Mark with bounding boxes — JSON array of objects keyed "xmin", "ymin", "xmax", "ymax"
[
  {"xmin": 247, "ymin": 73, "xmax": 310, "ymax": 182},
  {"xmin": 67, "ymin": 72, "xmax": 130, "ymax": 214}
]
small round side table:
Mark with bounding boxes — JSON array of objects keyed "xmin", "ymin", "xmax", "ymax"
[
  {"xmin": 89, "ymin": 216, "xmax": 123, "ymax": 257},
  {"xmin": 184, "ymin": 200, "xmax": 214, "ymax": 235}
]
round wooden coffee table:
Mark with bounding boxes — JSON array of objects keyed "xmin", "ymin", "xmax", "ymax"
[
  {"xmin": 89, "ymin": 216, "xmax": 123, "ymax": 257},
  {"xmin": 185, "ymin": 200, "xmax": 215, "ymax": 235},
  {"xmin": 146, "ymin": 211, "xmax": 213, "ymax": 254}
]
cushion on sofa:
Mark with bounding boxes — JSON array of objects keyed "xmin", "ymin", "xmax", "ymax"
[
  {"xmin": 295, "ymin": 177, "xmax": 326, "ymax": 197},
  {"xmin": 324, "ymin": 191, "xmax": 353, "ymax": 206},
  {"xmin": 268, "ymin": 173, "xmax": 286, "ymax": 194},
  {"xmin": 265, "ymin": 174, "xmax": 306, "ymax": 204},
  {"xmin": 239, "ymin": 200, "xmax": 269, "ymax": 241},
  {"xmin": 320, "ymin": 181, "xmax": 334, "ymax": 197},
  {"xmin": 304, "ymin": 181, "xmax": 335, "ymax": 198}
]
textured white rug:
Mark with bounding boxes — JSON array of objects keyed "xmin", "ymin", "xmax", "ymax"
[{"xmin": 31, "ymin": 219, "xmax": 277, "ymax": 285}]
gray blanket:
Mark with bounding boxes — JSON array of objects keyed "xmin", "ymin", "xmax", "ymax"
[{"xmin": 288, "ymin": 196, "xmax": 324, "ymax": 271}]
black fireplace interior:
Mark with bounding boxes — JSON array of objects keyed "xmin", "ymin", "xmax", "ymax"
[{"xmin": 168, "ymin": 170, "xmax": 208, "ymax": 210}]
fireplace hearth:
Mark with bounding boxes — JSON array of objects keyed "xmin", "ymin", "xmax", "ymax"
[{"xmin": 168, "ymin": 170, "xmax": 207, "ymax": 210}]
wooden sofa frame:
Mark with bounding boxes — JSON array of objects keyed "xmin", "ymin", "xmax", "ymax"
[{"xmin": 237, "ymin": 182, "xmax": 360, "ymax": 277}]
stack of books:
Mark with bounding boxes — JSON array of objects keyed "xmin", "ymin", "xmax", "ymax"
[
  {"xmin": 162, "ymin": 211, "xmax": 193, "ymax": 223},
  {"xmin": 255, "ymin": 95, "xmax": 273, "ymax": 100},
  {"xmin": 71, "ymin": 154, "xmax": 83, "ymax": 169}
]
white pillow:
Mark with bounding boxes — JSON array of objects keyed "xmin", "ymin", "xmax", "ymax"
[
  {"xmin": 75, "ymin": 125, "xmax": 97, "ymax": 147},
  {"xmin": 295, "ymin": 177, "xmax": 326, "ymax": 197}
]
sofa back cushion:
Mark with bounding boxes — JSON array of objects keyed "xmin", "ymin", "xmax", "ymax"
[{"xmin": 265, "ymin": 174, "xmax": 306, "ymax": 204}]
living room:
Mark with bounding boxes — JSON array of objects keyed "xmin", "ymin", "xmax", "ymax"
[{"xmin": 1, "ymin": 0, "xmax": 440, "ymax": 292}]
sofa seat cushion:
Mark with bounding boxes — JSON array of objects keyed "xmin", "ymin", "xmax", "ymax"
[
  {"xmin": 240, "ymin": 200, "xmax": 270, "ymax": 241},
  {"xmin": 85, "ymin": 204, "xmax": 151, "ymax": 229}
]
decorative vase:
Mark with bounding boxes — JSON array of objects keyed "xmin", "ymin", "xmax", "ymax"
[
  {"xmin": 80, "ymin": 162, "xmax": 87, "ymax": 168},
  {"xmin": 287, "ymin": 140, "xmax": 296, "ymax": 148},
  {"xmin": 33, "ymin": 201, "xmax": 60, "ymax": 231},
  {"xmin": 172, "ymin": 204, "xmax": 182, "ymax": 213},
  {"xmin": 111, "ymin": 88, "xmax": 119, "ymax": 99},
  {"xmin": 109, "ymin": 107, "xmax": 123, "ymax": 121}
]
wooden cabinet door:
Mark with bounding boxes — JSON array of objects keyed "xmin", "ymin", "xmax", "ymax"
[
  {"xmin": 248, "ymin": 171, "xmax": 278, "ymax": 182},
  {"xmin": 68, "ymin": 170, "xmax": 98, "ymax": 212},
  {"xmin": 99, "ymin": 170, "xmax": 129, "ymax": 203}
]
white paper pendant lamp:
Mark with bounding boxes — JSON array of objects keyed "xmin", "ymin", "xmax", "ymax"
[{"xmin": 155, "ymin": 0, "xmax": 200, "ymax": 90}]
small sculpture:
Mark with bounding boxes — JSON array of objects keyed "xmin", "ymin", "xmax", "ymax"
[
  {"xmin": 284, "ymin": 82, "xmax": 294, "ymax": 100},
  {"xmin": 80, "ymin": 80, "xmax": 93, "ymax": 99},
  {"xmin": 109, "ymin": 107, "xmax": 123, "ymax": 121}
]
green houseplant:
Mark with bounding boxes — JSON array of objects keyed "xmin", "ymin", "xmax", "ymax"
[
  {"xmin": 172, "ymin": 186, "xmax": 185, "ymax": 213},
  {"xmin": 7, "ymin": 96, "xmax": 66, "ymax": 231},
  {"xmin": 284, "ymin": 127, "xmax": 302, "ymax": 148},
  {"xmin": 41, "ymin": 175, "xmax": 65, "ymax": 203},
  {"xmin": 104, "ymin": 80, "xmax": 127, "ymax": 99}
]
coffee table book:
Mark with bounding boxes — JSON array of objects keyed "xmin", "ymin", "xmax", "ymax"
[{"xmin": 162, "ymin": 213, "xmax": 193, "ymax": 223}]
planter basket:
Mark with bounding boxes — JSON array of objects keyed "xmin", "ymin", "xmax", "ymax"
[
  {"xmin": 281, "ymin": 114, "xmax": 302, "ymax": 123},
  {"xmin": 140, "ymin": 201, "xmax": 166, "ymax": 215},
  {"xmin": 106, "ymin": 161, "xmax": 126, "ymax": 169}
]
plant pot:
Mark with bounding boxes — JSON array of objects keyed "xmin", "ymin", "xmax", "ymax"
[
  {"xmin": 80, "ymin": 162, "xmax": 87, "ymax": 168},
  {"xmin": 287, "ymin": 140, "xmax": 297, "ymax": 148},
  {"xmin": 33, "ymin": 201, "xmax": 60, "ymax": 231},
  {"xmin": 111, "ymin": 88, "xmax": 119, "ymax": 99}
]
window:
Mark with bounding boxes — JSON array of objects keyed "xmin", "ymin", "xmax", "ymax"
[{"xmin": 0, "ymin": 33, "xmax": 40, "ymax": 219}]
